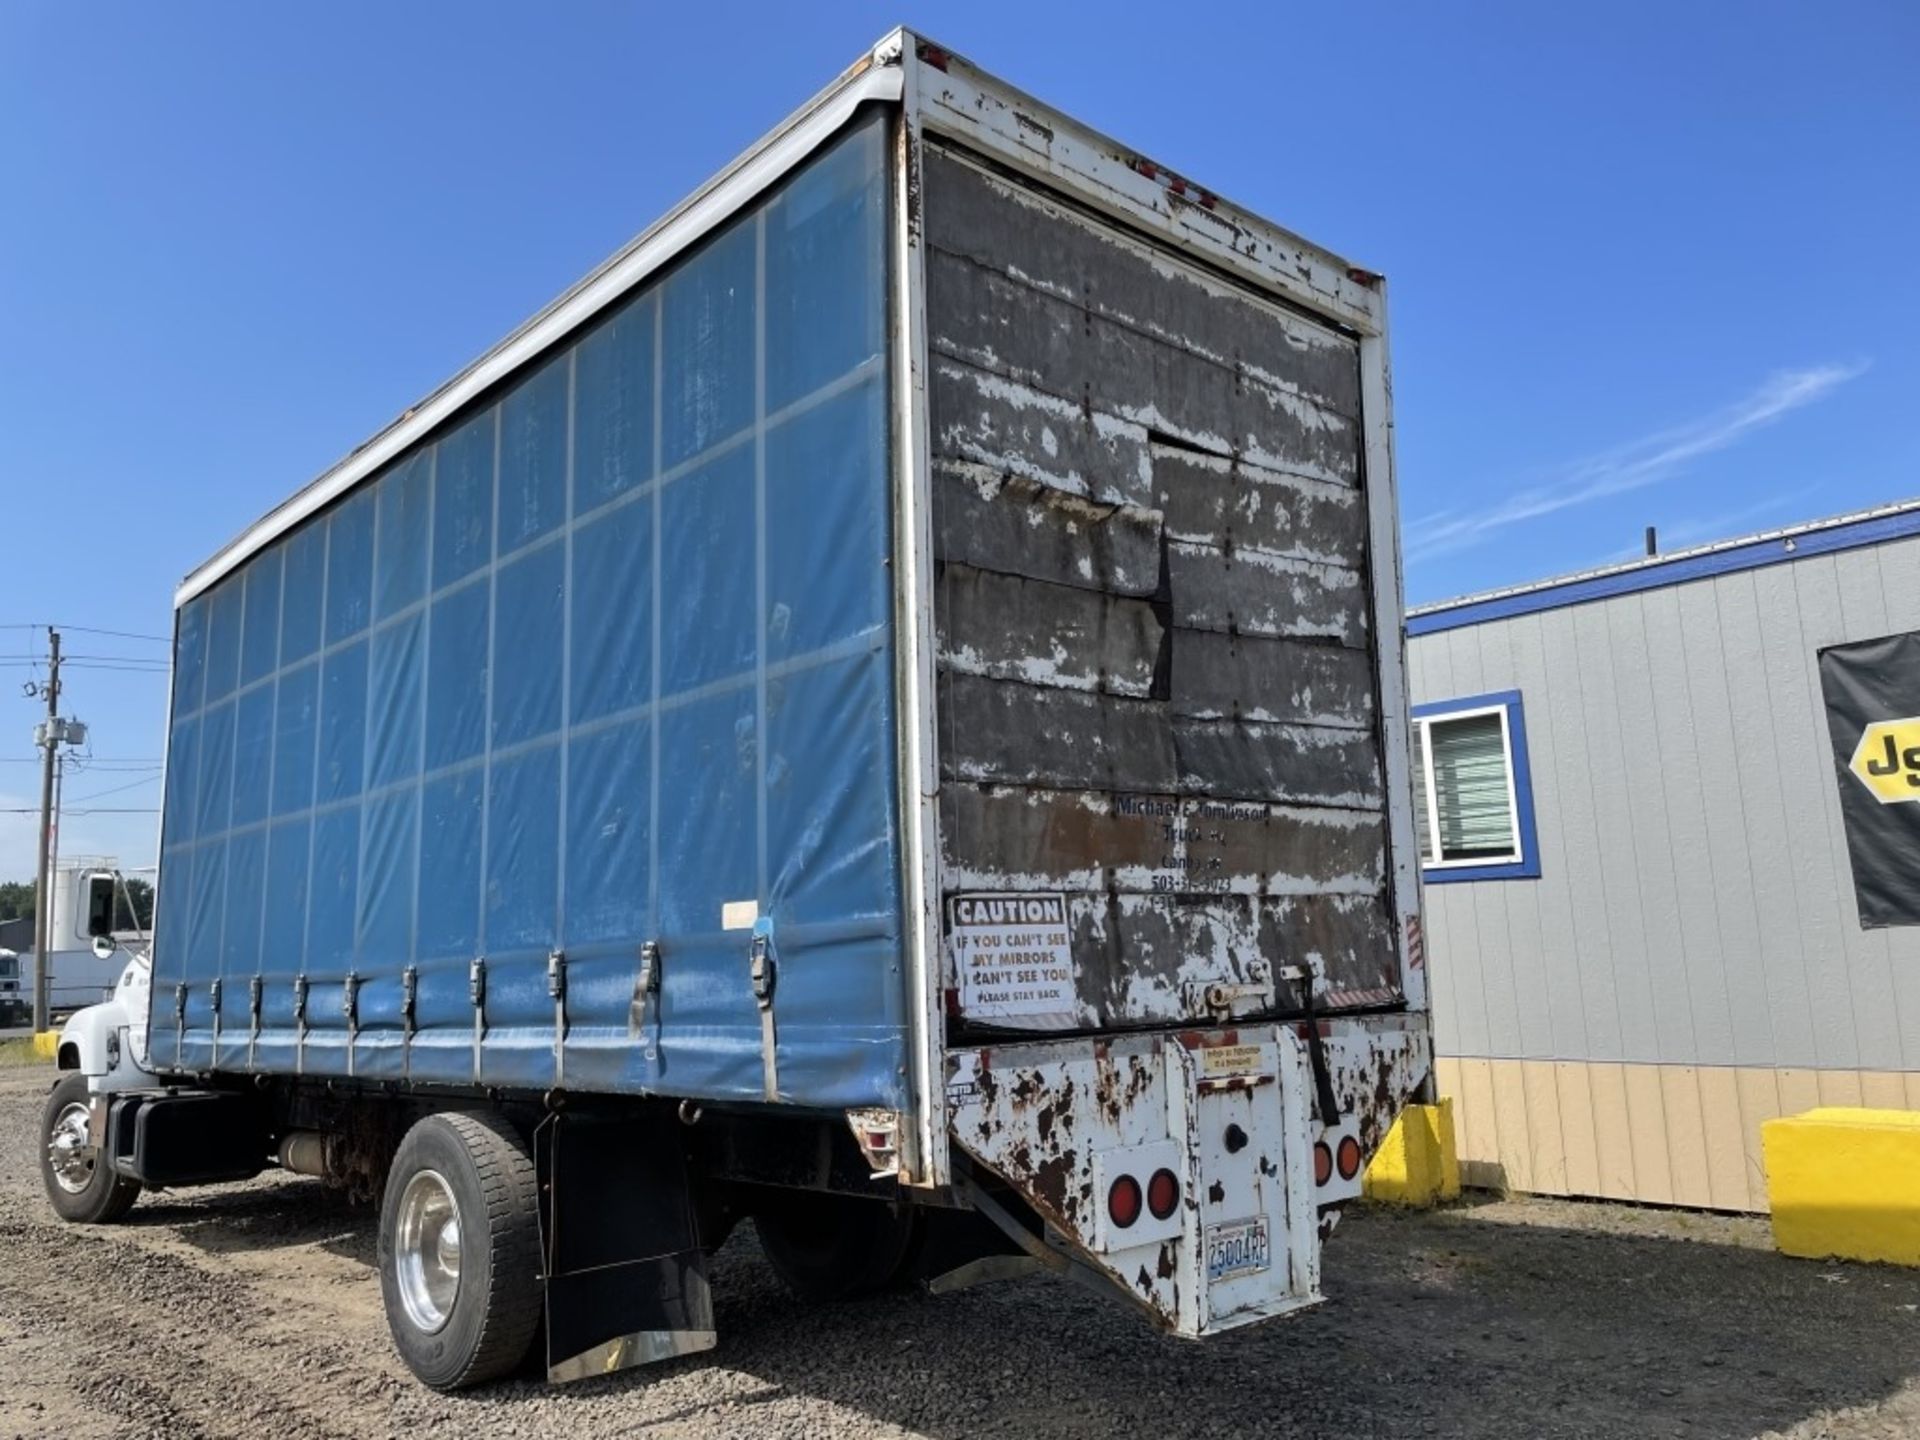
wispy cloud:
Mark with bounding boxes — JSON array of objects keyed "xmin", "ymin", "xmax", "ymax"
[{"xmin": 1406, "ymin": 362, "xmax": 1868, "ymax": 563}]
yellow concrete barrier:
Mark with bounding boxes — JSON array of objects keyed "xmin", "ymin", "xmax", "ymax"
[
  {"xmin": 1362, "ymin": 1099, "xmax": 1460, "ymax": 1207},
  {"xmin": 30, "ymin": 1031, "xmax": 58, "ymax": 1061},
  {"xmin": 1762, "ymin": 1108, "xmax": 1920, "ymax": 1266}
]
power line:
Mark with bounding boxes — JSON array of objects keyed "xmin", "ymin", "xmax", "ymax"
[
  {"xmin": 0, "ymin": 757, "xmax": 162, "ymax": 765},
  {"xmin": 2, "ymin": 653, "xmax": 164, "ymax": 664},
  {"xmin": 62, "ymin": 774, "xmax": 162, "ymax": 804},
  {"xmin": 55, "ymin": 624, "xmax": 170, "ymax": 644},
  {"xmin": 0, "ymin": 623, "xmax": 170, "ymax": 644},
  {"xmin": 0, "ymin": 807, "xmax": 158, "ymax": 815}
]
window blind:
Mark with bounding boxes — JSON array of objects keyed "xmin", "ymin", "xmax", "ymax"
[
  {"xmin": 1411, "ymin": 721, "xmax": 1434, "ymax": 860},
  {"xmin": 1428, "ymin": 712, "xmax": 1515, "ymax": 861}
]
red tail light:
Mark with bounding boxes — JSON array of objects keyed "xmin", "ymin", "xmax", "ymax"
[
  {"xmin": 1146, "ymin": 1168, "xmax": 1179, "ymax": 1221},
  {"xmin": 1108, "ymin": 1174, "xmax": 1143, "ymax": 1229},
  {"xmin": 1314, "ymin": 1141, "xmax": 1333, "ymax": 1187},
  {"xmin": 1336, "ymin": 1136, "xmax": 1363, "ymax": 1181}
]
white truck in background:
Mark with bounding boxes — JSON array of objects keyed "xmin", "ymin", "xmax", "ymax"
[
  {"xmin": 23, "ymin": 860, "xmax": 148, "ymax": 1019},
  {"xmin": 0, "ymin": 950, "xmax": 25, "ymax": 1027}
]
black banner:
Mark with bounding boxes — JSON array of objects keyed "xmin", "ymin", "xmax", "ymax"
[{"xmin": 1819, "ymin": 630, "xmax": 1920, "ymax": 929}]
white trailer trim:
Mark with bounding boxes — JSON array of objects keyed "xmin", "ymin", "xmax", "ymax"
[
  {"xmin": 1358, "ymin": 323, "xmax": 1426, "ymax": 1012},
  {"xmin": 174, "ymin": 48, "xmax": 905, "ymax": 608},
  {"xmin": 887, "ymin": 33, "xmax": 950, "ymax": 1189}
]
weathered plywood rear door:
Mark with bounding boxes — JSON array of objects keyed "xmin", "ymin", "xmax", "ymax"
[{"xmin": 924, "ymin": 143, "xmax": 1397, "ymax": 1036}]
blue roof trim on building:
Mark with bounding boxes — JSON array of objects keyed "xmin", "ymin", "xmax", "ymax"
[
  {"xmin": 1407, "ymin": 502, "xmax": 1920, "ymax": 637},
  {"xmin": 1411, "ymin": 689, "xmax": 1541, "ymax": 884}
]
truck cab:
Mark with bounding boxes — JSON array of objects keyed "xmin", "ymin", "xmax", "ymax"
[{"xmin": 0, "ymin": 950, "xmax": 25, "ymax": 1027}]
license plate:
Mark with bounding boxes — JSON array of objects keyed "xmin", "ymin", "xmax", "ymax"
[{"xmin": 1205, "ymin": 1216, "xmax": 1271, "ymax": 1282}]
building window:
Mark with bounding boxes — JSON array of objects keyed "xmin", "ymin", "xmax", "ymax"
[{"xmin": 1410, "ymin": 690, "xmax": 1539, "ymax": 883}]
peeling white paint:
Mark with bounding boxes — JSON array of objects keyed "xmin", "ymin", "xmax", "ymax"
[{"xmin": 936, "ymin": 152, "xmax": 1363, "ymax": 425}]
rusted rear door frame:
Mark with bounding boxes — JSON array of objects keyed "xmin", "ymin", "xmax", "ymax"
[
  {"xmin": 886, "ymin": 29, "xmax": 950, "ymax": 1191},
  {"xmin": 886, "ymin": 30, "xmax": 1421, "ymax": 1190}
]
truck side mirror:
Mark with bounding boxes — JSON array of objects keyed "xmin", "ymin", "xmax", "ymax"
[
  {"xmin": 92, "ymin": 934, "xmax": 118, "ymax": 961},
  {"xmin": 85, "ymin": 873, "xmax": 116, "ymax": 939}
]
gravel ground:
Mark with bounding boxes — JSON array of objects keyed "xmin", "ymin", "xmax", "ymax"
[{"xmin": 2, "ymin": 1063, "xmax": 1917, "ymax": 1440}]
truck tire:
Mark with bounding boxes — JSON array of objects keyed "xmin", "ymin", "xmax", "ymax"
[
  {"xmin": 40, "ymin": 1072, "xmax": 140, "ymax": 1224},
  {"xmin": 755, "ymin": 1194, "xmax": 918, "ymax": 1302},
  {"xmin": 378, "ymin": 1111, "xmax": 543, "ymax": 1390}
]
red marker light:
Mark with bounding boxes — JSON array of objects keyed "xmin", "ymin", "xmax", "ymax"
[
  {"xmin": 1108, "ymin": 1174, "xmax": 1143, "ymax": 1229},
  {"xmin": 1314, "ymin": 1141, "xmax": 1333, "ymax": 1187},
  {"xmin": 1336, "ymin": 1136, "xmax": 1363, "ymax": 1181},
  {"xmin": 1147, "ymin": 1168, "xmax": 1180, "ymax": 1221}
]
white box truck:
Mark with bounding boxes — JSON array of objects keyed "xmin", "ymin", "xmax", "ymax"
[{"xmin": 45, "ymin": 30, "xmax": 1431, "ymax": 1390}]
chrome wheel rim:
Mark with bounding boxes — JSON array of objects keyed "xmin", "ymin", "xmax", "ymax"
[
  {"xmin": 47, "ymin": 1101, "xmax": 96, "ymax": 1195},
  {"xmin": 395, "ymin": 1169, "xmax": 462, "ymax": 1334}
]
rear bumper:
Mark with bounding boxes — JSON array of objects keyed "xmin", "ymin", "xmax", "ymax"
[{"xmin": 946, "ymin": 1012, "xmax": 1429, "ymax": 1336}]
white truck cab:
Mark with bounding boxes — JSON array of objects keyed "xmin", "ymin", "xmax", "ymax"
[{"xmin": 55, "ymin": 945, "xmax": 157, "ymax": 1090}]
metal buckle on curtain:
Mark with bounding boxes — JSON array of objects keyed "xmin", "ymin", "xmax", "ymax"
[
  {"xmin": 749, "ymin": 919, "xmax": 779, "ymax": 1103},
  {"xmin": 469, "ymin": 957, "xmax": 487, "ymax": 1084},
  {"xmin": 293, "ymin": 974, "xmax": 309, "ymax": 1075},
  {"xmin": 343, "ymin": 972, "xmax": 360, "ymax": 1078},
  {"xmin": 247, "ymin": 975, "xmax": 263, "ymax": 1071},
  {"xmin": 630, "ymin": 940, "xmax": 663, "ymax": 1062},
  {"xmin": 548, "ymin": 949, "xmax": 569, "ymax": 1087},
  {"xmin": 401, "ymin": 966, "xmax": 418, "ymax": 1081}
]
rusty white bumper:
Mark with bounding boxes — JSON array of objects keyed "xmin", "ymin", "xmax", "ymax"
[{"xmin": 945, "ymin": 1013, "xmax": 1429, "ymax": 1337}]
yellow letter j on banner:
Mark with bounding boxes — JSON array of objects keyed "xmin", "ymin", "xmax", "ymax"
[
  {"xmin": 1850, "ymin": 717, "xmax": 1920, "ymax": 803},
  {"xmin": 1820, "ymin": 630, "xmax": 1920, "ymax": 928}
]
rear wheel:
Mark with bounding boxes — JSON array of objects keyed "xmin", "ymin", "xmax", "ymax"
[
  {"xmin": 755, "ymin": 1193, "xmax": 918, "ymax": 1302},
  {"xmin": 378, "ymin": 1111, "xmax": 542, "ymax": 1390},
  {"xmin": 40, "ymin": 1072, "xmax": 139, "ymax": 1224}
]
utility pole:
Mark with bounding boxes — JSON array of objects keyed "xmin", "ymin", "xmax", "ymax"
[{"xmin": 31, "ymin": 627, "xmax": 61, "ymax": 1034}]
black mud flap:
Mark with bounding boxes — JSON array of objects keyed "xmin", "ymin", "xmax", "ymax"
[{"xmin": 535, "ymin": 1109, "xmax": 716, "ymax": 1382}]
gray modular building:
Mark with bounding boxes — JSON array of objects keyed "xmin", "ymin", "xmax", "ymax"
[{"xmin": 1407, "ymin": 499, "xmax": 1920, "ymax": 1211}]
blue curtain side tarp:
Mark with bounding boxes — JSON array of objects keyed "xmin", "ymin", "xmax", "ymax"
[{"xmin": 153, "ymin": 112, "xmax": 903, "ymax": 1108}]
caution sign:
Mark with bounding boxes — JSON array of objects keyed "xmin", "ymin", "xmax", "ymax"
[
  {"xmin": 1819, "ymin": 631, "xmax": 1920, "ymax": 928},
  {"xmin": 947, "ymin": 893, "xmax": 1078, "ymax": 1027}
]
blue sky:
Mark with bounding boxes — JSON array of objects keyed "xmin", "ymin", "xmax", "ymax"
[{"xmin": 2, "ymin": 2, "xmax": 1915, "ymax": 875}]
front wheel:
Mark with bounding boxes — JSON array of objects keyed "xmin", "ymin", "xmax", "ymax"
[
  {"xmin": 378, "ymin": 1111, "xmax": 543, "ymax": 1390},
  {"xmin": 40, "ymin": 1072, "xmax": 139, "ymax": 1224}
]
